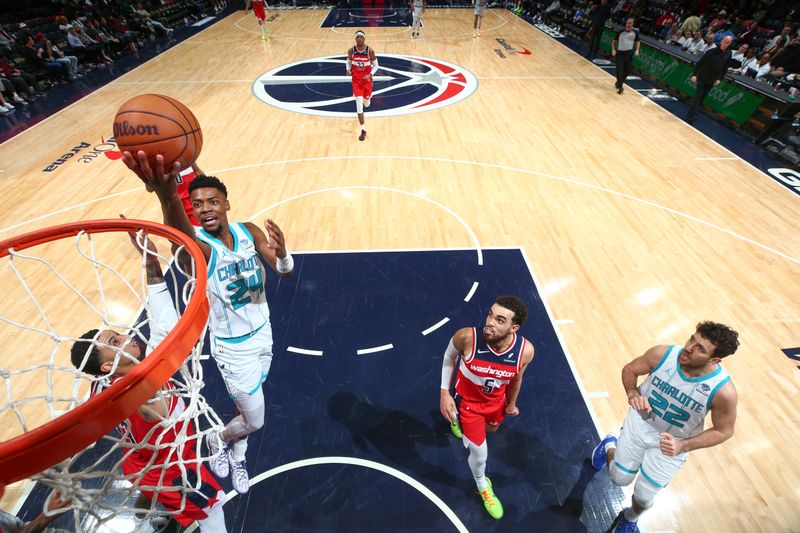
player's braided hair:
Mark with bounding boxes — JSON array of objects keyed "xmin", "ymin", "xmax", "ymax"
[{"xmin": 71, "ymin": 329, "xmax": 103, "ymax": 376}]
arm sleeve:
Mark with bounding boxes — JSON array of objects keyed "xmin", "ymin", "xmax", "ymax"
[
  {"xmin": 346, "ymin": 56, "xmax": 352, "ymax": 73},
  {"xmin": 440, "ymin": 338, "xmax": 459, "ymax": 389},
  {"xmin": 371, "ymin": 57, "xmax": 379, "ymax": 70},
  {"xmin": 145, "ymin": 282, "xmax": 179, "ymax": 354}
]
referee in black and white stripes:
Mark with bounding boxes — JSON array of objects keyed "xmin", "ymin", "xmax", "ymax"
[{"xmin": 611, "ymin": 18, "xmax": 641, "ymax": 94}]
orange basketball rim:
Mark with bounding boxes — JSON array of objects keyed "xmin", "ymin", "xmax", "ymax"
[{"xmin": 0, "ymin": 219, "xmax": 209, "ymax": 499}]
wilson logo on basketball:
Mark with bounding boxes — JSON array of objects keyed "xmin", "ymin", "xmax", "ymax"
[
  {"xmin": 252, "ymin": 54, "xmax": 478, "ymax": 118},
  {"xmin": 113, "ymin": 120, "xmax": 160, "ymax": 137}
]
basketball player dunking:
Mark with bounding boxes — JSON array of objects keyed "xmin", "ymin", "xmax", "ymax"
[
  {"xmin": 439, "ymin": 295, "xmax": 535, "ymax": 519},
  {"xmin": 347, "ymin": 31, "xmax": 378, "ymax": 141},
  {"xmin": 123, "ymin": 152, "xmax": 294, "ymax": 496}
]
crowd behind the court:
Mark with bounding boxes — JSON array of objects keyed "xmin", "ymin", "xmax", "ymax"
[
  {"xmin": 518, "ymin": 0, "xmax": 800, "ymax": 92},
  {"xmin": 0, "ymin": 0, "xmax": 227, "ymax": 115}
]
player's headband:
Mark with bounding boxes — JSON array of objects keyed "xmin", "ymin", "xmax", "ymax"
[{"xmin": 355, "ymin": 31, "xmax": 366, "ymax": 38}]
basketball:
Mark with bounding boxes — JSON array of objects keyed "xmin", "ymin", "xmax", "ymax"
[{"xmin": 113, "ymin": 94, "xmax": 203, "ymax": 171}]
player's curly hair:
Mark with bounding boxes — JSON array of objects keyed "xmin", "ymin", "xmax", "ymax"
[
  {"xmin": 696, "ymin": 321, "xmax": 740, "ymax": 358},
  {"xmin": 494, "ymin": 295, "xmax": 528, "ymax": 326},
  {"xmin": 188, "ymin": 175, "xmax": 228, "ymax": 198},
  {"xmin": 71, "ymin": 329, "xmax": 103, "ymax": 376}
]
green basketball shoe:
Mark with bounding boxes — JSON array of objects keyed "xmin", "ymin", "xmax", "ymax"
[{"xmin": 478, "ymin": 477, "xmax": 504, "ymax": 520}]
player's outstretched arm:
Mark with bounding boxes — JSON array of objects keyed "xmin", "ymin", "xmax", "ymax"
[
  {"xmin": 120, "ymin": 214, "xmax": 164, "ymax": 284},
  {"xmin": 245, "ymin": 219, "xmax": 294, "ymax": 277},
  {"xmin": 122, "ymin": 151, "xmax": 211, "ymax": 262}
]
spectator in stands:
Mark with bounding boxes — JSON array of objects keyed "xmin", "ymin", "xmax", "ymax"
[
  {"xmin": 0, "ymin": 58, "xmax": 39, "ymax": 102},
  {"xmin": 66, "ymin": 24, "xmax": 111, "ymax": 66},
  {"xmin": 104, "ymin": 16, "xmax": 142, "ymax": 49},
  {"xmin": 731, "ymin": 43, "xmax": 750, "ymax": 64},
  {"xmin": 20, "ymin": 35, "xmax": 70, "ymax": 83},
  {"xmin": 769, "ymin": 37, "xmax": 800, "ymax": 76},
  {"xmin": 0, "ymin": 28, "xmax": 14, "ymax": 55},
  {"xmin": 664, "ymin": 23, "xmax": 682, "ymax": 44},
  {"xmin": 55, "ymin": 15, "xmax": 71, "ymax": 32},
  {"xmin": 0, "ymin": 92, "xmax": 15, "ymax": 114},
  {"xmin": 678, "ymin": 30, "xmax": 694, "ymax": 50},
  {"xmin": 135, "ymin": 3, "xmax": 174, "ymax": 36},
  {"xmin": 687, "ymin": 31, "xmax": 706, "ymax": 55},
  {"xmin": 655, "ymin": 10, "xmax": 676, "ymax": 34},
  {"xmin": 542, "ymin": 0, "xmax": 561, "ymax": 26},
  {"xmin": 586, "ymin": 0, "xmax": 611, "ymax": 60},
  {"xmin": 681, "ymin": 11, "xmax": 701, "ymax": 34},
  {"xmin": 749, "ymin": 51, "xmax": 774, "ymax": 79},
  {"xmin": 732, "ymin": 47, "xmax": 758, "ymax": 75},
  {"xmin": 687, "ymin": 35, "xmax": 733, "ymax": 123},
  {"xmin": 42, "ymin": 38, "xmax": 81, "ymax": 79},
  {"xmin": 764, "ymin": 26, "xmax": 792, "ymax": 55}
]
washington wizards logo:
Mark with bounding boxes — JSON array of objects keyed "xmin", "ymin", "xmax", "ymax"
[{"xmin": 251, "ymin": 54, "xmax": 478, "ymax": 117}]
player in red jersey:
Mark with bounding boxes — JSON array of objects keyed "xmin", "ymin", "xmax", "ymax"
[
  {"xmin": 176, "ymin": 162, "xmax": 204, "ymax": 226},
  {"xmin": 439, "ymin": 295, "xmax": 535, "ymax": 520},
  {"xmin": 71, "ymin": 221, "xmax": 227, "ymax": 532},
  {"xmin": 346, "ymin": 31, "xmax": 378, "ymax": 141},
  {"xmin": 245, "ymin": 0, "xmax": 269, "ymax": 40}
]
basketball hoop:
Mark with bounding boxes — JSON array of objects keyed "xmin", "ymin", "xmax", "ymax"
[{"xmin": 0, "ymin": 219, "xmax": 223, "ymax": 531}]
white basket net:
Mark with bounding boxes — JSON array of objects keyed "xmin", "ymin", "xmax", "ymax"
[{"xmin": 0, "ymin": 222, "xmax": 226, "ymax": 533}]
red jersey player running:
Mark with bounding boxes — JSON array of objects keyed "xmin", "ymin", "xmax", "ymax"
[
  {"xmin": 439, "ymin": 295, "xmax": 535, "ymax": 520},
  {"xmin": 346, "ymin": 31, "xmax": 378, "ymax": 141},
  {"xmin": 245, "ymin": 0, "xmax": 269, "ymax": 40}
]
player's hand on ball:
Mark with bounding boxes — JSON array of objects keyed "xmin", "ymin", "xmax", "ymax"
[
  {"xmin": 659, "ymin": 432, "xmax": 683, "ymax": 456},
  {"xmin": 505, "ymin": 404, "xmax": 520, "ymax": 417},
  {"xmin": 123, "ymin": 150, "xmax": 181, "ymax": 197}
]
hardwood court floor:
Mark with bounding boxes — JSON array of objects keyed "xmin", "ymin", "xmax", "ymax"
[{"xmin": 1, "ymin": 9, "xmax": 799, "ymax": 532}]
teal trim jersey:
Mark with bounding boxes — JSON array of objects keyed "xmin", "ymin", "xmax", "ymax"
[
  {"xmin": 638, "ymin": 345, "xmax": 730, "ymax": 439},
  {"xmin": 196, "ymin": 223, "xmax": 270, "ymax": 339}
]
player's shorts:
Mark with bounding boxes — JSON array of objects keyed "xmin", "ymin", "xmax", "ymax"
[
  {"xmin": 123, "ymin": 458, "xmax": 225, "ymax": 526},
  {"xmin": 253, "ymin": 0, "xmax": 266, "ymax": 20},
  {"xmin": 413, "ymin": 6, "xmax": 423, "ymax": 19},
  {"xmin": 212, "ymin": 322, "xmax": 273, "ymax": 395},
  {"xmin": 611, "ymin": 407, "xmax": 688, "ymax": 492},
  {"xmin": 352, "ymin": 77, "xmax": 373, "ymax": 99},
  {"xmin": 474, "ymin": 2, "xmax": 486, "ymax": 16},
  {"xmin": 458, "ymin": 397, "xmax": 505, "ymax": 445}
]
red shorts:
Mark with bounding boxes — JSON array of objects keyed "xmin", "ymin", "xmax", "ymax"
[
  {"xmin": 123, "ymin": 459, "xmax": 223, "ymax": 526},
  {"xmin": 352, "ymin": 77, "xmax": 373, "ymax": 99},
  {"xmin": 458, "ymin": 397, "xmax": 506, "ymax": 446},
  {"xmin": 253, "ymin": 0, "xmax": 266, "ymax": 20}
]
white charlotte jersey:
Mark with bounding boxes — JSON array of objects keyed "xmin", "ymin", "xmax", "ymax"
[
  {"xmin": 196, "ymin": 223, "xmax": 271, "ymax": 340},
  {"xmin": 638, "ymin": 344, "xmax": 731, "ymax": 439}
]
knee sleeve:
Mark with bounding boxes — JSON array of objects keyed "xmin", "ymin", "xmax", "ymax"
[
  {"xmin": 609, "ymin": 460, "xmax": 637, "ymax": 487},
  {"xmin": 632, "ymin": 472, "xmax": 662, "ymax": 508},
  {"xmin": 464, "ymin": 437, "xmax": 488, "ymax": 480},
  {"xmin": 222, "ymin": 386, "xmax": 265, "ymax": 441},
  {"xmin": 355, "ymin": 96, "xmax": 364, "ymax": 114}
]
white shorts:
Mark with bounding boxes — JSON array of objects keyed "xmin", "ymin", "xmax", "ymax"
[
  {"xmin": 474, "ymin": 2, "xmax": 486, "ymax": 16},
  {"xmin": 612, "ymin": 407, "xmax": 688, "ymax": 492},
  {"xmin": 413, "ymin": 6, "xmax": 423, "ymax": 18},
  {"xmin": 211, "ymin": 323, "xmax": 273, "ymax": 395}
]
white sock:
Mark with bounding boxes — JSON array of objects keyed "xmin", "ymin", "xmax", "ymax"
[
  {"xmin": 360, "ymin": 124, "xmax": 366, "ymax": 131},
  {"xmin": 364, "ymin": 98, "xmax": 371, "ymax": 108},
  {"xmin": 230, "ymin": 438, "xmax": 247, "ymax": 462},
  {"xmin": 604, "ymin": 440, "xmax": 617, "ymax": 453}
]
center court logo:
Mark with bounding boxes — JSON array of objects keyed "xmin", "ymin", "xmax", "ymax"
[{"xmin": 251, "ymin": 54, "xmax": 478, "ymax": 117}]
